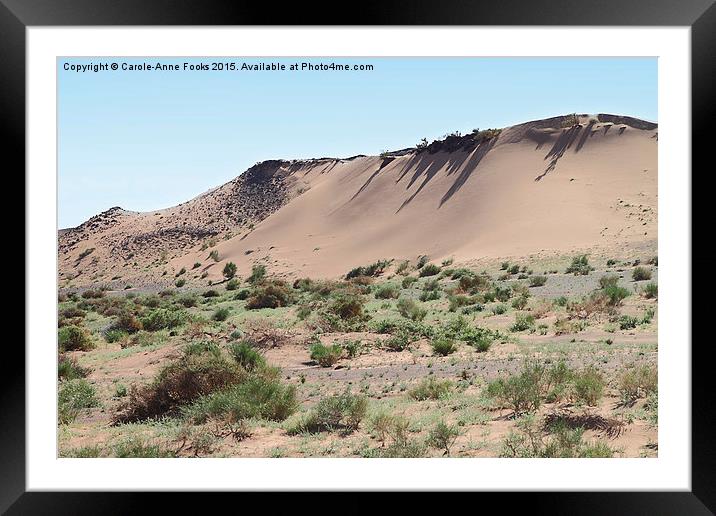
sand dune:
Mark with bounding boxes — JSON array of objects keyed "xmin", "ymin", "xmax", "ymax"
[
  {"xmin": 59, "ymin": 113, "xmax": 657, "ymax": 287},
  {"xmin": 174, "ymin": 114, "xmax": 657, "ymax": 281}
]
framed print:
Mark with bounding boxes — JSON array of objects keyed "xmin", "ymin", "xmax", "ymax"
[{"xmin": 4, "ymin": 0, "xmax": 712, "ymax": 511}]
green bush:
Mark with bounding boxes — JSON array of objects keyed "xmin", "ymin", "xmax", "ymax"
[
  {"xmin": 235, "ymin": 289, "xmax": 250, "ymax": 300},
  {"xmin": 175, "ymin": 278, "xmax": 186, "ymax": 287},
  {"xmin": 643, "ymin": 282, "xmax": 658, "ymax": 299},
  {"xmin": 566, "ymin": 255, "xmax": 593, "ymax": 275},
  {"xmin": 619, "ymin": 315, "xmax": 639, "ymax": 330},
  {"xmin": 113, "ymin": 346, "xmax": 245, "ymax": 423},
  {"xmin": 374, "ymin": 284, "xmax": 399, "ymax": 299},
  {"xmin": 140, "ymin": 308, "xmax": 188, "ymax": 331},
  {"xmin": 248, "ymin": 264, "xmax": 267, "ymax": 284},
  {"xmin": 183, "ymin": 373, "xmax": 298, "ymax": 424},
  {"xmin": 223, "ymin": 261, "xmax": 237, "ymax": 280},
  {"xmin": 396, "ymin": 297, "xmax": 427, "ymax": 322},
  {"xmin": 529, "ymin": 275, "xmax": 547, "ymax": 287},
  {"xmin": 603, "ymin": 285, "xmax": 631, "ymax": 306},
  {"xmin": 401, "ymin": 276, "xmax": 418, "ymax": 289},
  {"xmin": 598, "ymin": 275, "xmax": 620, "ymax": 289},
  {"xmin": 246, "ymin": 280, "xmax": 295, "ymax": 309},
  {"xmin": 225, "ymin": 278, "xmax": 240, "ymax": 291},
  {"xmin": 419, "ymin": 263, "xmax": 441, "ymax": 277},
  {"xmin": 431, "ymin": 337, "xmax": 457, "ymax": 356},
  {"xmin": 458, "ymin": 273, "xmax": 491, "ymax": 293},
  {"xmin": 288, "ymin": 391, "xmax": 367, "ymax": 434},
  {"xmin": 487, "ymin": 362, "xmax": 545, "ymax": 414},
  {"xmin": 632, "ymin": 267, "xmax": 652, "ymax": 281},
  {"xmin": 491, "ymin": 303, "xmax": 508, "ymax": 315},
  {"xmin": 202, "ymin": 289, "xmax": 220, "ymax": 298},
  {"xmin": 58, "ymin": 325, "xmax": 94, "ymax": 352},
  {"xmin": 309, "ymin": 342, "xmax": 343, "ymax": 367},
  {"xmin": 58, "ymin": 355, "xmax": 90, "ymax": 380},
  {"xmin": 328, "ymin": 293, "xmax": 365, "ymax": 320},
  {"xmin": 58, "ymin": 379, "xmax": 99, "ymax": 424},
  {"xmin": 345, "ymin": 259, "xmax": 391, "ymax": 279},
  {"xmin": 383, "ymin": 331, "xmax": 412, "ymax": 352},
  {"xmin": 176, "ymin": 267, "xmax": 186, "ymax": 277},
  {"xmin": 212, "ymin": 307, "xmax": 231, "ymax": 321},
  {"xmin": 409, "ymin": 377, "xmax": 453, "ymax": 400},
  {"xmin": 510, "ymin": 313, "xmax": 535, "ymax": 332},
  {"xmin": 426, "ymin": 421, "xmax": 460, "ymax": 456},
  {"xmin": 229, "ymin": 341, "xmax": 266, "ymax": 372},
  {"xmin": 618, "ymin": 364, "xmax": 657, "ymax": 404},
  {"xmin": 572, "ymin": 367, "xmax": 605, "ymax": 406}
]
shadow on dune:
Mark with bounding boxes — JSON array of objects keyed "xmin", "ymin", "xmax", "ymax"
[
  {"xmin": 439, "ymin": 139, "xmax": 495, "ymax": 207},
  {"xmin": 535, "ymin": 123, "xmax": 596, "ymax": 182}
]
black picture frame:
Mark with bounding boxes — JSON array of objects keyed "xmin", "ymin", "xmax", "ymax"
[{"xmin": 4, "ymin": 0, "xmax": 711, "ymax": 512}]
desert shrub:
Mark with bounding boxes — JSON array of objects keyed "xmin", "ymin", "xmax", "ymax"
[
  {"xmin": 383, "ymin": 331, "xmax": 413, "ymax": 352},
  {"xmin": 176, "ymin": 294, "xmax": 197, "ymax": 308},
  {"xmin": 176, "ymin": 267, "xmax": 186, "ymax": 277},
  {"xmin": 501, "ymin": 416, "xmax": 613, "ymax": 458},
  {"xmin": 492, "ymin": 285, "xmax": 512, "ymax": 302},
  {"xmin": 632, "ymin": 267, "xmax": 652, "ymax": 281},
  {"xmin": 431, "ymin": 336, "xmax": 457, "ymax": 356},
  {"xmin": 112, "ymin": 311, "xmax": 143, "ymax": 334},
  {"xmin": 511, "ymin": 295, "xmax": 529, "ymax": 310},
  {"xmin": 248, "ymin": 264, "xmax": 267, "ymax": 284},
  {"xmin": 409, "ymin": 377, "xmax": 453, "ymax": 400},
  {"xmin": 572, "ymin": 367, "xmax": 605, "ymax": 406},
  {"xmin": 288, "ymin": 391, "xmax": 367, "ymax": 434},
  {"xmin": 192, "ymin": 262, "xmax": 202, "ymax": 269},
  {"xmin": 419, "ymin": 289, "xmax": 441, "ymax": 302},
  {"xmin": 606, "ymin": 259, "xmax": 617, "ymax": 266},
  {"xmin": 81, "ymin": 289, "xmax": 105, "ymax": 299},
  {"xmin": 491, "ymin": 303, "xmax": 508, "ymax": 315},
  {"xmin": 529, "ymin": 275, "xmax": 547, "ymax": 287},
  {"xmin": 309, "ymin": 342, "xmax": 343, "ymax": 367},
  {"xmin": 202, "ymin": 289, "xmax": 220, "ymax": 298},
  {"xmin": 212, "ymin": 307, "xmax": 231, "ymax": 321},
  {"xmin": 60, "ymin": 306, "xmax": 86, "ymax": 319},
  {"xmin": 401, "ymin": 276, "xmax": 418, "ymax": 289},
  {"xmin": 246, "ymin": 280, "xmax": 295, "ymax": 309},
  {"xmin": 113, "ymin": 347, "xmax": 245, "ymax": 423},
  {"xmin": 374, "ymin": 284, "xmax": 399, "ymax": 299},
  {"xmin": 458, "ymin": 273, "xmax": 491, "ymax": 293},
  {"xmin": 554, "ymin": 296, "xmax": 568, "ymax": 307},
  {"xmin": 508, "ymin": 264, "xmax": 520, "ymax": 275},
  {"xmin": 105, "ymin": 329, "xmax": 128, "ymax": 343},
  {"xmin": 565, "ymin": 255, "xmax": 593, "ymax": 275},
  {"xmin": 113, "ymin": 436, "xmax": 175, "ymax": 458},
  {"xmin": 208, "ymin": 250, "xmax": 220, "ymax": 262},
  {"xmin": 58, "ymin": 355, "xmax": 90, "ymax": 380},
  {"xmin": 486, "ymin": 362, "xmax": 545, "ymax": 414},
  {"xmin": 396, "ymin": 297, "xmax": 427, "ymax": 322},
  {"xmin": 426, "ymin": 421, "xmax": 460, "ymax": 456},
  {"xmin": 183, "ymin": 374, "xmax": 298, "ymax": 424},
  {"xmin": 643, "ymin": 282, "xmax": 658, "ymax": 299},
  {"xmin": 619, "ymin": 315, "xmax": 640, "ymax": 330},
  {"xmin": 598, "ymin": 275, "xmax": 619, "ymax": 289},
  {"xmin": 447, "ymin": 294, "xmax": 481, "ymax": 313},
  {"xmin": 416, "ymin": 255, "xmax": 429, "ymax": 269},
  {"xmin": 341, "ymin": 339, "xmax": 363, "ymax": 358},
  {"xmin": 618, "ymin": 364, "xmax": 657, "ymax": 405},
  {"xmin": 229, "ymin": 341, "xmax": 266, "ymax": 372},
  {"xmin": 345, "ymin": 259, "xmax": 391, "ymax": 279},
  {"xmin": 419, "ymin": 263, "xmax": 441, "ymax": 277},
  {"xmin": 225, "ymin": 278, "xmax": 240, "ymax": 291},
  {"xmin": 223, "ymin": 261, "xmax": 237, "ymax": 280},
  {"xmin": 58, "ymin": 379, "xmax": 99, "ymax": 424},
  {"xmin": 175, "ymin": 278, "xmax": 186, "ymax": 287},
  {"xmin": 234, "ymin": 289, "xmax": 251, "ymax": 300},
  {"xmin": 510, "ymin": 313, "xmax": 535, "ymax": 332},
  {"xmin": 396, "ymin": 260, "xmax": 410, "ymax": 275},
  {"xmin": 141, "ymin": 307, "xmax": 188, "ymax": 331},
  {"xmin": 328, "ymin": 292, "xmax": 365, "ymax": 320},
  {"xmin": 58, "ymin": 325, "xmax": 94, "ymax": 352}
]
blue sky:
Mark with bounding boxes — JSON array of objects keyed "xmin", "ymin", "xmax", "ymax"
[{"xmin": 58, "ymin": 57, "xmax": 657, "ymax": 228}]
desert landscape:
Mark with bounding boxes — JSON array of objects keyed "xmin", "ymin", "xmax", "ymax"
[{"xmin": 58, "ymin": 113, "xmax": 658, "ymax": 458}]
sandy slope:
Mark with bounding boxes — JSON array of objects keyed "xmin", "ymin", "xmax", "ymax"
[{"xmin": 174, "ymin": 114, "xmax": 657, "ymax": 281}]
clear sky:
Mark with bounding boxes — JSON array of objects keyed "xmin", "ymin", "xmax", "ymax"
[{"xmin": 58, "ymin": 57, "xmax": 657, "ymax": 228}]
